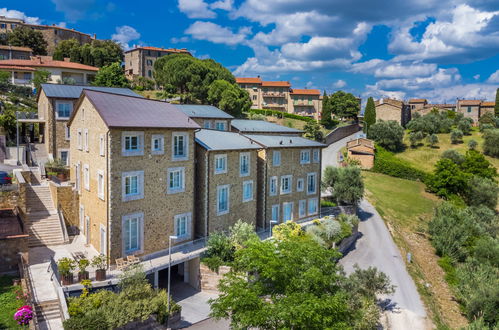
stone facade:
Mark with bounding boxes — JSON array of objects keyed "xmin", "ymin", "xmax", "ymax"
[
  {"xmin": 191, "ymin": 117, "xmax": 231, "ymax": 131},
  {"xmin": 457, "ymin": 100, "xmax": 481, "ymax": 123},
  {"xmin": 375, "ymin": 98, "xmax": 411, "ymax": 126},
  {"xmin": 48, "ymin": 181, "xmax": 79, "ymax": 227},
  {"xmin": 194, "ymin": 147, "xmax": 258, "ymax": 237},
  {"xmin": 124, "ymin": 47, "xmax": 191, "ymax": 79},
  {"xmin": 0, "ymin": 45, "xmax": 32, "ymax": 60},
  {"xmin": 199, "ymin": 263, "xmax": 231, "ymax": 293}
]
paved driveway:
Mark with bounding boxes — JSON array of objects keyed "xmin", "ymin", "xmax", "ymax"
[
  {"xmin": 321, "ymin": 131, "xmax": 364, "ymax": 173},
  {"xmin": 340, "ymin": 200, "xmax": 430, "ymax": 329}
]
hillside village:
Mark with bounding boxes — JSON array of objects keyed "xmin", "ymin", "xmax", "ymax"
[{"xmin": 0, "ymin": 7, "xmax": 498, "ymax": 330}]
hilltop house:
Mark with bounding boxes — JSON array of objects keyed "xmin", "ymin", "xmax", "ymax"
[
  {"xmin": 374, "ymin": 98, "xmax": 411, "ymax": 126},
  {"xmin": 124, "ymin": 46, "xmax": 191, "ymax": 79}
]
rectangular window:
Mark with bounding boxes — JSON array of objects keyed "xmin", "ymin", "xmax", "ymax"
[
  {"xmin": 272, "ymin": 151, "xmax": 281, "ymax": 166},
  {"xmin": 122, "ymin": 132, "xmax": 144, "ymax": 156},
  {"xmin": 280, "ymin": 175, "xmax": 292, "ymax": 194},
  {"xmin": 283, "ymin": 202, "xmax": 293, "ymax": 222},
  {"xmin": 174, "ymin": 212, "xmax": 191, "ymax": 239},
  {"xmin": 242, "ymin": 180, "xmax": 253, "ymax": 202},
  {"xmin": 214, "ymin": 154, "xmax": 227, "ymax": 174},
  {"xmin": 77, "ymin": 129, "xmax": 82, "ymax": 150},
  {"xmin": 297, "ymin": 178, "xmax": 304, "ymax": 192},
  {"xmin": 97, "ymin": 170, "xmax": 104, "ymax": 200},
  {"xmin": 467, "ymin": 106, "xmax": 472, "ymax": 113},
  {"xmin": 300, "ymin": 150, "xmax": 311, "ymax": 164},
  {"xmin": 151, "ymin": 134, "xmax": 164, "ymax": 155},
  {"xmin": 204, "ymin": 120, "xmax": 212, "ymax": 129},
  {"xmin": 239, "ymin": 152, "xmax": 250, "ymax": 177},
  {"xmin": 56, "ymin": 101, "xmax": 72, "ymax": 119},
  {"xmin": 217, "ymin": 185, "xmax": 230, "ymax": 215},
  {"xmin": 308, "ymin": 198, "xmax": 318, "ymax": 215},
  {"xmin": 65, "ymin": 125, "xmax": 70, "ymax": 141},
  {"xmin": 307, "ymin": 173, "xmax": 317, "ymax": 195},
  {"xmin": 173, "ymin": 132, "xmax": 188, "ymax": 160},
  {"xmin": 122, "ymin": 171, "xmax": 144, "ymax": 201},
  {"xmin": 84, "ymin": 129, "xmax": 89, "ymax": 152},
  {"xmin": 269, "ymin": 176, "xmax": 278, "ymax": 196},
  {"xmin": 83, "ymin": 164, "xmax": 90, "ymax": 191},
  {"xmin": 252, "ymin": 95, "xmax": 257, "ymax": 101},
  {"xmin": 167, "ymin": 167, "xmax": 185, "ymax": 194},
  {"xmin": 313, "ymin": 149, "xmax": 320, "ymax": 163},
  {"xmin": 271, "ymin": 204, "xmax": 280, "ymax": 222},
  {"xmin": 215, "ymin": 121, "xmax": 226, "ymax": 131},
  {"xmin": 123, "ymin": 212, "xmax": 143, "ymax": 255},
  {"xmin": 59, "ymin": 150, "xmax": 69, "ymax": 166},
  {"xmin": 299, "ymin": 200, "xmax": 306, "ymax": 218},
  {"xmin": 99, "ymin": 134, "xmax": 105, "ymax": 156}
]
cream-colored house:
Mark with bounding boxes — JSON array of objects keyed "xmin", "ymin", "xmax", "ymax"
[
  {"xmin": 374, "ymin": 98, "xmax": 411, "ymax": 126},
  {"xmin": 244, "ymin": 134, "xmax": 326, "ymax": 230},
  {"xmin": 346, "ymin": 138, "xmax": 375, "ymax": 169},
  {"xmin": 194, "ymin": 129, "xmax": 261, "ymax": 237},
  {"xmin": 457, "ymin": 100, "xmax": 482, "ymax": 123},
  {"xmin": 68, "ymin": 89, "xmax": 199, "ymax": 262}
]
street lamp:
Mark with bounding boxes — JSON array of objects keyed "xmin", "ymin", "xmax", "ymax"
[
  {"xmin": 269, "ymin": 220, "xmax": 278, "ymax": 238},
  {"xmin": 167, "ymin": 235, "xmax": 178, "ymax": 322},
  {"xmin": 16, "ymin": 111, "xmax": 21, "ymax": 166}
]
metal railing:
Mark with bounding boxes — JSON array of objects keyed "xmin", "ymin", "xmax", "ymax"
[
  {"xmin": 19, "ymin": 252, "xmax": 39, "ymax": 330},
  {"xmin": 57, "ymin": 205, "xmax": 70, "ymax": 244}
]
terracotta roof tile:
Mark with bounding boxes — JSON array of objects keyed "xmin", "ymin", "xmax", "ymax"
[
  {"xmin": 0, "ymin": 45, "xmax": 32, "ymax": 52},
  {"xmin": 374, "ymin": 98, "xmax": 404, "ymax": 108},
  {"xmin": 290, "ymin": 89, "xmax": 320, "ymax": 95},
  {"xmin": 458, "ymin": 100, "xmax": 482, "ymax": 106},
  {"xmin": 481, "ymin": 101, "xmax": 495, "ymax": 106},
  {"xmin": 236, "ymin": 77, "xmax": 262, "ymax": 84},
  {"xmin": 0, "ymin": 57, "xmax": 98, "ymax": 71},
  {"xmin": 261, "ymin": 81, "xmax": 290, "ymax": 87},
  {"xmin": 0, "ymin": 65, "xmax": 35, "ymax": 71},
  {"xmin": 409, "ymin": 98, "xmax": 427, "ymax": 103}
]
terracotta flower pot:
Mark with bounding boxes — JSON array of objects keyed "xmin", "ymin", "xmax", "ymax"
[
  {"xmin": 61, "ymin": 274, "xmax": 74, "ymax": 285},
  {"xmin": 78, "ymin": 271, "xmax": 89, "ymax": 281},
  {"xmin": 95, "ymin": 269, "xmax": 106, "ymax": 281}
]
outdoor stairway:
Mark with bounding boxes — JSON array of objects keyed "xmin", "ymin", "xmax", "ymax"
[
  {"xmin": 34, "ymin": 300, "xmax": 61, "ymax": 324},
  {"xmin": 27, "ymin": 185, "xmax": 65, "ymax": 248}
]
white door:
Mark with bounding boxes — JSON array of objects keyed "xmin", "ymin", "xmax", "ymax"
[
  {"xmin": 100, "ymin": 225, "xmax": 106, "ymax": 255},
  {"xmin": 283, "ymin": 202, "xmax": 293, "ymax": 222}
]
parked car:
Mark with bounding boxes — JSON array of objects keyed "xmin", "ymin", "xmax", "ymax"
[{"xmin": 0, "ymin": 171, "xmax": 12, "ymax": 185}]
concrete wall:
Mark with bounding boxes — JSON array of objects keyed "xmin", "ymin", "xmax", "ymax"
[
  {"xmin": 324, "ymin": 123, "xmax": 361, "ymax": 145},
  {"xmin": 0, "ymin": 235, "xmax": 28, "ymax": 274}
]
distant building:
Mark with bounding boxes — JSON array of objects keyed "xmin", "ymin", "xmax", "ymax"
[
  {"xmin": 231, "ymin": 119, "xmax": 303, "ymax": 136},
  {"xmin": 374, "ymin": 98, "xmax": 411, "ymax": 126},
  {"xmin": 174, "ymin": 104, "xmax": 233, "ymax": 131},
  {"xmin": 124, "ymin": 46, "xmax": 191, "ymax": 80},
  {"xmin": 346, "ymin": 138, "xmax": 375, "ymax": 169},
  {"xmin": 480, "ymin": 101, "xmax": 496, "ymax": 117},
  {"xmin": 457, "ymin": 100, "xmax": 491, "ymax": 124},
  {"xmin": 0, "ymin": 45, "xmax": 32, "ymax": 60},
  {"xmin": 236, "ymin": 77, "xmax": 322, "ymax": 120}
]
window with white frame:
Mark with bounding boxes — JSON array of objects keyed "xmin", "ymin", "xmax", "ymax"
[
  {"xmin": 297, "ymin": 178, "xmax": 304, "ymax": 192},
  {"xmin": 300, "ymin": 149, "xmax": 311, "ymax": 164},
  {"xmin": 214, "ymin": 154, "xmax": 227, "ymax": 174},
  {"xmin": 77, "ymin": 129, "xmax": 82, "ymax": 150},
  {"xmin": 203, "ymin": 120, "xmax": 212, "ymax": 129},
  {"xmin": 299, "ymin": 200, "xmax": 306, "ymax": 218},
  {"xmin": 83, "ymin": 164, "xmax": 90, "ymax": 191},
  {"xmin": 97, "ymin": 170, "xmax": 105, "ymax": 200},
  {"xmin": 122, "ymin": 212, "xmax": 143, "ymax": 255},
  {"xmin": 122, "ymin": 171, "xmax": 144, "ymax": 201},
  {"xmin": 172, "ymin": 132, "xmax": 188, "ymax": 160},
  {"xmin": 56, "ymin": 101, "xmax": 72, "ymax": 119},
  {"xmin": 280, "ymin": 175, "xmax": 292, "ymax": 194},
  {"xmin": 65, "ymin": 125, "xmax": 70, "ymax": 141},
  {"xmin": 283, "ymin": 202, "xmax": 293, "ymax": 222},
  {"xmin": 122, "ymin": 132, "xmax": 144, "ymax": 156},
  {"xmin": 272, "ymin": 150, "xmax": 281, "ymax": 166},
  {"xmin": 167, "ymin": 167, "xmax": 185, "ymax": 194},
  {"xmin": 242, "ymin": 180, "xmax": 253, "ymax": 202},
  {"xmin": 84, "ymin": 129, "xmax": 89, "ymax": 152},
  {"xmin": 307, "ymin": 173, "xmax": 317, "ymax": 195},
  {"xmin": 308, "ymin": 198, "xmax": 318, "ymax": 215},
  {"xmin": 271, "ymin": 204, "xmax": 280, "ymax": 222},
  {"xmin": 239, "ymin": 152, "xmax": 250, "ymax": 176},
  {"xmin": 217, "ymin": 184, "xmax": 230, "ymax": 215},
  {"xmin": 174, "ymin": 212, "xmax": 191, "ymax": 240},
  {"xmin": 215, "ymin": 121, "xmax": 226, "ymax": 131},
  {"xmin": 151, "ymin": 134, "xmax": 164, "ymax": 155},
  {"xmin": 313, "ymin": 149, "xmax": 320, "ymax": 163},
  {"xmin": 99, "ymin": 134, "xmax": 105, "ymax": 156},
  {"xmin": 59, "ymin": 150, "xmax": 69, "ymax": 166},
  {"xmin": 269, "ymin": 176, "xmax": 278, "ymax": 196}
]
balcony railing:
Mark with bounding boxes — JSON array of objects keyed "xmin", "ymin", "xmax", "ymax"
[
  {"xmin": 263, "ymin": 103, "xmax": 286, "ymax": 109},
  {"xmin": 263, "ymin": 92, "xmax": 286, "ymax": 97},
  {"xmin": 293, "ymin": 101, "xmax": 314, "ymax": 106}
]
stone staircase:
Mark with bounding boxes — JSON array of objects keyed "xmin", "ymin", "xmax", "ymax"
[
  {"xmin": 27, "ymin": 185, "xmax": 65, "ymax": 248},
  {"xmin": 34, "ymin": 300, "xmax": 61, "ymax": 324}
]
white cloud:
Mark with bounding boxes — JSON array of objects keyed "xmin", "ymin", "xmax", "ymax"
[
  {"xmin": 185, "ymin": 21, "xmax": 250, "ymax": 46},
  {"xmin": 111, "ymin": 25, "xmax": 140, "ymax": 51},
  {"xmin": 210, "ymin": 0, "xmax": 233, "ymax": 11},
  {"xmin": 57, "ymin": 22, "xmax": 67, "ymax": 28},
  {"xmin": 51, "ymin": 0, "xmax": 96, "ymax": 22},
  {"xmin": 171, "ymin": 36, "xmax": 190, "ymax": 44},
  {"xmin": 474, "ymin": 74, "xmax": 480, "ymax": 80},
  {"xmin": 334, "ymin": 80, "xmax": 347, "ymax": 88},
  {"xmin": 487, "ymin": 70, "xmax": 499, "ymax": 83},
  {"xmin": 0, "ymin": 8, "xmax": 41, "ymax": 24},
  {"xmin": 178, "ymin": 0, "xmax": 216, "ymax": 19}
]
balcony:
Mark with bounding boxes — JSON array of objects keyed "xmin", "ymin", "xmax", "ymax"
[
  {"xmin": 263, "ymin": 103, "xmax": 286, "ymax": 109},
  {"xmin": 293, "ymin": 101, "xmax": 314, "ymax": 107},
  {"xmin": 13, "ymin": 78, "xmax": 32, "ymax": 86},
  {"xmin": 263, "ymin": 92, "xmax": 286, "ymax": 98}
]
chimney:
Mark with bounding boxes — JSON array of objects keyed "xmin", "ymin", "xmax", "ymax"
[
  {"xmin": 63, "ymin": 57, "xmax": 70, "ymax": 62},
  {"xmin": 380, "ymin": 98, "xmax": 384, "ymax": 104},
  {"xmin": 93, "ymin": 33, "xmax": 96, "ymax": 39}
]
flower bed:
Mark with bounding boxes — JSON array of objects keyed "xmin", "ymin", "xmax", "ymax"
[{"xmin": 0, "ymin": 275, "xmax": 30, "ymax": 329}]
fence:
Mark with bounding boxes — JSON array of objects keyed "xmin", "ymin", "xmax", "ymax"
[{"xmin": 324, "ymin": 123, "xmax": 362, "ymax": 145}]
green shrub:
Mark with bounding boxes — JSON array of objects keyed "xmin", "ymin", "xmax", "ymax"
[
  {"xmin": 201, "ymin": 232, "xmax": 235, "ymax": 271},
  {"xmin": 320, "ymin": 200, "xmax": 337, "ymax": 208},
  {"xmin": 451, "ymin": 129, "xmax": 464, "ymax": 144},
  {"xmin": 437, "ymin": 256, "xmax": 458, "ymax": 286},
  {"xmin": 483, "ymin": 128, "xmax": 499, "ymax": 158},
  {"xmin": 63, "ymin": 309, "xmax": 109, "ymax": 330},
  {"xmin": 247, "ymin": 109, "xmax": 315, "ymax": 122},
  {"xmin": 372, "ymin": 146, "xmax": 429, "ymax": 182}
]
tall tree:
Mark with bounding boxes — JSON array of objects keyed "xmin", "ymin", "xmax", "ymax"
[
  {"xmin": 368, "ymin": 120, "xmax": 405, "ymax": 152},
  {"xmin": 7, "ymin": 27, "xmax": 47, "ymax": 55},
  {"xmin": 320, "ymin": 90, "xmax": 334, "ymax": 128},
  {"xmin": 207, "ymin": 80, "xmax": 251, "ymax": 118},
  {"xmin": 322, "ymin": 166, "xmax": 364, "ymax": 205},
  {"xmin": 303, "ymin": 120, "xmax": 324, "ymax": 141},
  {"xmin": 91, "ymin": 62, "xmax": 129, "ymax": 88},
  {"xmin": 363, "ymin": 97, "xmax": 376, "ymax": 133},
  {"xmin": 495, "ymin": 88, "xmax": 499, "ymax": 117},
  {"xmin": 52, "ymin": 39, "xmax": 123, "ymax": 67},
  {"xmin": 327, "ymin": 90, "xmax": 360, "ymax": 120}
]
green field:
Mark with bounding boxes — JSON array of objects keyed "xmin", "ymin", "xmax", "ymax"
[
  {"xmin": 0, "ymin": 276, "xmax": 24, "ymax": 329},
  {"xmin": 394, "ymin": 129, "xmax": 499, "ymax": 172}
]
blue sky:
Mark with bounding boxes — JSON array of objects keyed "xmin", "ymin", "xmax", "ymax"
[{"xmin": 2, "ymin": 0, "xmax": 499, "ymax": 103}]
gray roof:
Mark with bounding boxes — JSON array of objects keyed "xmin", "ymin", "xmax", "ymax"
[
  {"xmin": 244, "ymin": 134, "xmax": 326, "ymax": 148},
  {"xmin": 74, "ymin": 90, "xmax": 200, "ymax": 129},
  {"xmin": 40, "ymin": 83, "xmax": 141, "ymax": 99},
  {"xmin": 195, "ymin": 129, "xmax": 261, "ymax": 151},
  {"xmin": 174, "ymin": 104, "xmax": 233, "ymax": 119},
  {"xmin": 231, "ymin": 119, "xmax": 303, "ymax": 133}
]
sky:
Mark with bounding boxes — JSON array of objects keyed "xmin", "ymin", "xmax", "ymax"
[{"xmin": 2, "ymin": 0, "xmax": 499, "ymax": 103}]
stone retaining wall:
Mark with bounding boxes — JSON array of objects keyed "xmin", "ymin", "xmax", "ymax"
[
  {"xmin": 199, "ymin": 263, "xmax": 231, "ymax": 293},
  {"xmin": 48, "ymin": 182, "xmax": 79, "ymax": 227},
  {"xmin": 324, "ymin": 123, "xmax": 361, "ymax": 145}
]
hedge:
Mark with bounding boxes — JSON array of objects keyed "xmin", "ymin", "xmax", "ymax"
[
  {"xmin": 247, "ymin": 109, "xmax": 315, "ymax": 122},
  {"xmin": 372, "ymin": 145, "xmax": 431, "ymax": 182}
]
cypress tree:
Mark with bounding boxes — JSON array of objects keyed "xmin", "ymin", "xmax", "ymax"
[
  {"xmin": 364, "ymin": 97, "xmax": 376, "ymax": 134},
  {"xmin": 321, "ymin": 90, "xmax": 333, "ymax": 128},
  {"xmin": 495, "ymin": 88, "xmax": 499, "ymax": 117}
]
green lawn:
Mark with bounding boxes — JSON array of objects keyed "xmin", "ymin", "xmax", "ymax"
[
  {"xmin": 394, "ymin": 129, "xmax": 499, "ymax": 172},
  {"xmin": 0, "ymin": 276, "xmax": 24, "ymax": 329}
]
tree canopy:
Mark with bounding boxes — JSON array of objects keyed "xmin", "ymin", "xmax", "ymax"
[
  {"xmin": 91, "ymin": 62, "xmax": 129, "ymax": 88},
  {"xmin": 368, "ymin": 120, "xmax": 405, "ymax": 152},
  {"xmin": 303, "ymin": 120, "xmax": 324, "ymax": 141},
  {"xmin": 363, "ymin": 97, "xmax": 376, "ymax": 133},
  {"xmin": 320, "ymin": 90, "xmax": 335, "ymax": 128},
  {"xmin": 322, "ymin": 165, "xmax": 364, "ymax": 205},
  {"xmin": 53, "ymin": 39, "xmax": 124, "ymax": 67},
  {"xmin": 207, "ymin": 80, "xmax": 251, "ymax": 117},
  {"xmin": 495, "ymin": 88, "xmax": 499, "ymax": 117},
  {"xmin": 325, "ymin": 90, "xmax": 359, "ymax": 120},
  {"xmin": 7, "ymin": 27, "xmax": 47, "ymax": 55}
]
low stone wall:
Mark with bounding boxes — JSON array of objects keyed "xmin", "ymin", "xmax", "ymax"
[
  {"xmin": 48, "ymin": 182, "xmax": 79, "ymax": 227},
  {"xmin": 0, "ymin": 236, "xmax": 28, "ymax": 274},
  {"xmin": 324, "ymin": 123, "xmax": 361, "ymax": 145},
  {"xmin": 0, "ymin": 190, "xmax": 19, "ymax": 209},
  {"xmin": 199, "ymin": 264, "xmax": 231, "ymax": 293}
]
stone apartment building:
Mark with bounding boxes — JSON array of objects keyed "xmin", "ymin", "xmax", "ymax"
[
  {"xmin": 231, "ymin": 119, "xmax": 303, "ymax": 136},
  {"xmin": 243, "ymin": 134, "xmax": 325, "ymax": 230},
  {"xmin": 375, "ymin": 98, "xmax": 411, "ymax": 126},
  {"xmin": 37, "ymin": 84, "xmax": 141, "ymax": 164},
  {"xmin": 0, "ymin": 45, "xmax": 32, "ymax": 60},
  {"xmin": 236, "ymin": 77, "xmax": 322, "ymax": 120},
  {"xmin": 124, "ymin": 46, "xmax": 191, "ymax": 79},
  {"xmin": 68, "ymin": 90, "xmax": 199, "ymax": 261},
  {"xmin": 174, "ymin": 104, "xmax": 233, "ymax": 130},
  {"xmin": 194, "ymin": 129, "xmax": 261, "ymax": 237}
]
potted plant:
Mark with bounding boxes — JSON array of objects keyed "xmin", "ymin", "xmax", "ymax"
[
  {"xmin": 57, "ymin": 257, "xmax": 76, "ymax": 285},
  {"xmin": 77, "ymin": 258, "xmax": 90, "ymax": 281},
  {"xmin": 92, "ymin": 254, "xmax": 107, "ymax": 281}
]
